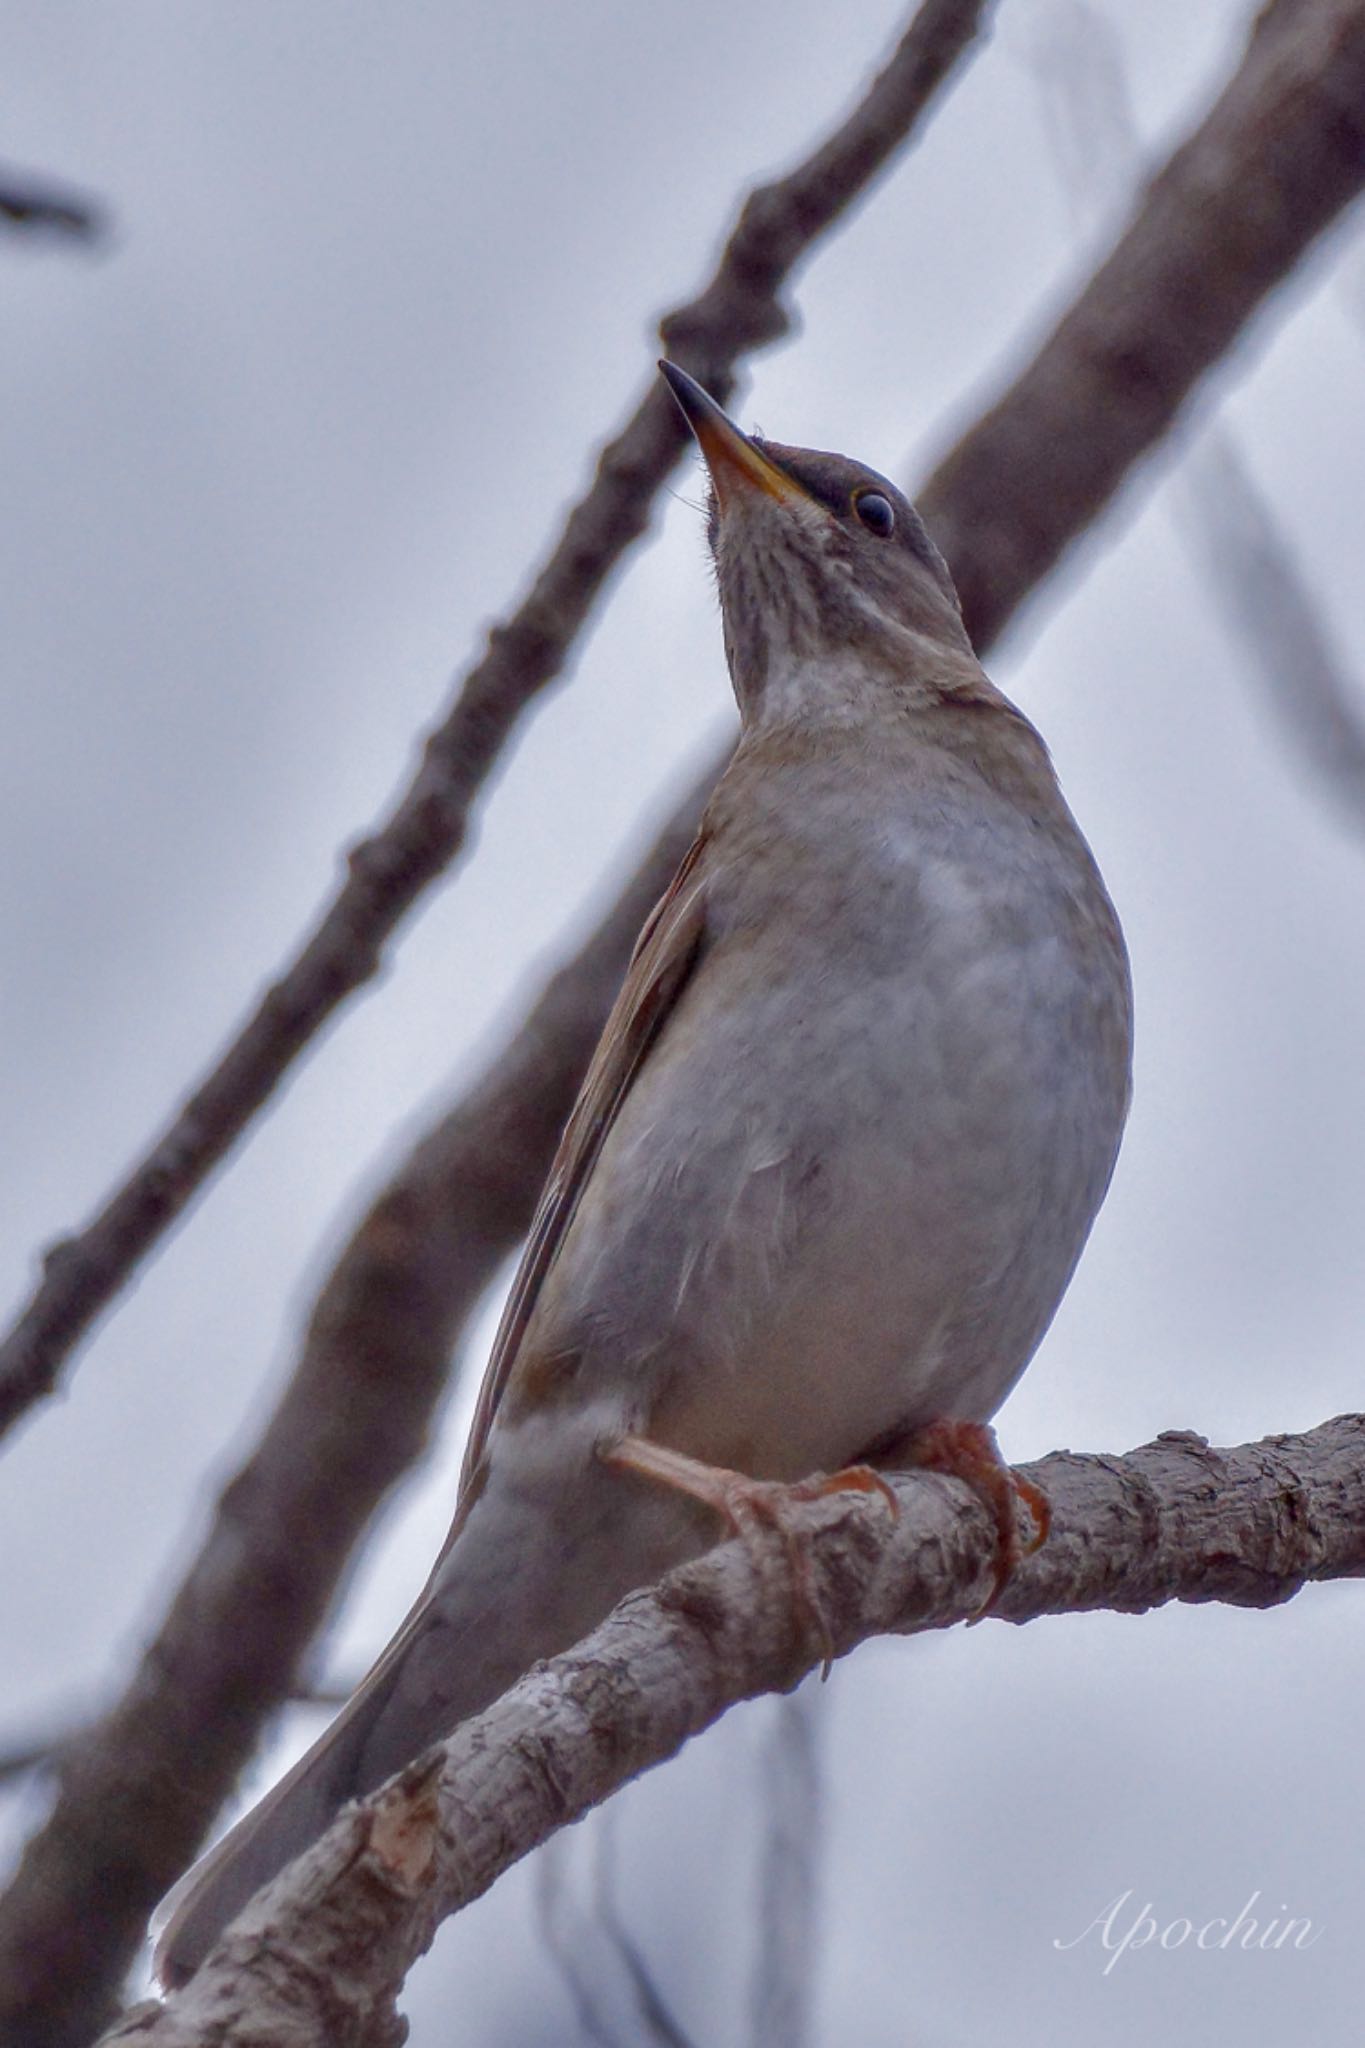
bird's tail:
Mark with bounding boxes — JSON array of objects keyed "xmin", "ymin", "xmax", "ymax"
[
  {"xmin": 152, "ymin": 1632, "xmax": 407, "ymax": 1986},
  {"xmin": 153, "ymin": 1456, "xmax": 701, "ymax": 1986},
  {"xmin": 154, "ymin": 1480, "xmax": 498, "ymax": 1987}
]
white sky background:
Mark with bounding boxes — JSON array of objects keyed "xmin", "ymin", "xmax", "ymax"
[{"xmin": 2, "ymin": 3, "xmax": 1364, "ymax": 2042}]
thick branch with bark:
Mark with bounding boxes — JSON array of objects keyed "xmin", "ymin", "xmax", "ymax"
[
  {"xmin": 5, "ymin": 2, "xmax": 1365, "ymax": 2036},
  {"xmin": 0, "ymin": 786, "xmax": 707, "ymax": 2048},
  {"xmin": 103, "ymin": 1417, "xmax": 1365, "ymax": 2047},
  {"xmin": 0, "ymin": 0, "xmax": 995, "ymax": 1441}
]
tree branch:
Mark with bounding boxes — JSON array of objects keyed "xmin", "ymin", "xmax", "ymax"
[
  {"xmin": 103, "ymin": 1417, "xmax": 1365, "ymax": 2046},
  {"xmin": 1179, "ymin": 426, "xmax": 1365, "ymax": 831},
  {"xmin": 0, "ymin": 782, "xmax": 707, "ymax": 2047},
  {"xmin": 0, "ymin": 163, "xmax": 107, "ymax": 243},
  {"xmin": 748, "ymin": 1690, "xmax": 823, "ymax": 2048},
  {"xmin": 920, "ymin": 0, "xmax": 1365, "ymax": 648},
  {"xmin": 535, "ymin": 1817, "xmax": 699, "ymax": 2048},
  {"xmin": 6, "ymin": 2, "xmax": 1365, "ymax": 2034},
  {"xmin": 1025, "ymin": 0, "xmax": 1365, "ymax": 838},
  {"xmin": 0, "ymin": 0, "xmax": 995, "ymax": 1442}
]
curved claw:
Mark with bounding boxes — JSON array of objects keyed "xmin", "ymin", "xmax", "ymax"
[
  {"xmin": 1012, "ymin": 1471, "xmax": 1051, "ymax": 1556},
  {"xmin": 801, "ymin": 1461, "xmax": 900, "ymax": 1519},
  {"xmin": 878, "ymin": 1417, "xmax": 1050, "ymax": 1620}
]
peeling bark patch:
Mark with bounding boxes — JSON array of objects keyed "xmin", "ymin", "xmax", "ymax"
[{"xmin": 367, "ymin": 1765, "xmax": 440, "ymax": 1893}]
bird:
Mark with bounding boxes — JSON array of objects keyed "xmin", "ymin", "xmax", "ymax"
[{"xmin": 155, "ymin": 361, "xmax": 1132, "ymax": 1984}]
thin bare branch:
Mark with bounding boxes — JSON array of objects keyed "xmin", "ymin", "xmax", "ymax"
[
  {"xmin": 921, "ymin": 0, "xmax": 1365, "ymax": 648},
  {"xmin": 1021, "ymin": 0, "xmax": 1144, "ymax": 228},
  {"xmin": 0, "ymin": 779, "xmax": 707, "ymax": 2046},
  {"xmin": 1180, "ymin": 428, "xmax": 1365, "ymax": 828},
  {"xmin": 6, "ymin": 3, "xmax": 1365, "ymax": 2035},
  {"xmin": 0, "ymin": 0, "xmax": 996, "ymax": 1442},
  {"xmin": 0, "ymin": 1682, "xmax": 370, "ymax": 1786},
  {"xmin": 0, "ymin": 162, "xmax": 107, "ymax": 243},
  {"xmin": 748, "ymin": 1690, "xmax": 824, "ymax": 2048},
  {"xmin": 589, "ymin": 1819, "xmax": 698, "ymax": 2048},
  {"xmin": 536, "ymin": 1818, "xmax": 698, "ymax": 2048},
  {"xmin": 103, "ymin": 1416, "xmax": 1365, "ymax": 2045},
  {"xmin": 1026, "ymin": 0, "xmax": 1365, "ymax": 834},
  {"xmin": 0, "ymin": 1738, "xmax": 53, "ymax": 1788}
]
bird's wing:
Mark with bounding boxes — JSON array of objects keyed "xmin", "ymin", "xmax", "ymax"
[
  {"xmin": 450, "ymin": 827, "xmax": 712, "ymax": 1522},
  {"xmin": 155, "ymin": 831, "xmax": 713, "ymax": 1986}
]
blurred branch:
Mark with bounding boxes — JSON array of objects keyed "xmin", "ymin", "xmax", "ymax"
[
  {"xmin": 536, "ymin": 1817, "xmax": 698, "ymax": 2048},
  {"xmin": 1181, "ymin": 429, "xmax": 1365, "ymax": 829},
  {"xmin": 0, "ymin": 1738, "xmax": 52, "ymax": 1788},
  {"xmin": 1020, "ymin": 0, "xmax": 1143, "ymax": 227},
  {"xmin": 922, "ymin": 0, "xmax": 1365, "ymax": 648},
  {"xmin": 748, "ymin": 1690, "xmax": 824, "ymax": 2048},
  {"xmin": 104, "ymin": 1415, "xmax": 1365, "ymax": 2046},
  {"xmin": 0, "ymin": 162, "xmax": 107, "ymax": 243},
  {"xmin": 0, "ymin": 0, "xmax": 995, "ymax": 1444},
  {"xmin": 0, "ymin": 782, "xmax": 705, "ymax": 2047},
  {"xmin": 6, "ymin": 1, "xmax": 1365, "ymax": 2036},
  {"xmin": 0, "ymin": 1682, "xmax": 367, "ymax": 1788},
  {"xmin": 1027, "ymin": 0, "xmax": 1365, "ymax": 833}
]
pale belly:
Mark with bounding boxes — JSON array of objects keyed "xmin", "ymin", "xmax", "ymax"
[{"xmin": 528, "ymin": 878, "xmax": 1128, "ymax": 1484}]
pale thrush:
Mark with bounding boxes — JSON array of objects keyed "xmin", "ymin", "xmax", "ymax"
[{"xmin": 156, "ymin": 362, "xmax": 1132, "ymax": 1983}]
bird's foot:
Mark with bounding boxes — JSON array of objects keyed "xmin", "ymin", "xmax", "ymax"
[
  {"xmin": 603, "ymin": 1435, "xmax": 897, "ymax": 1675},
  {"xmin": 882, "ymin": 1417, "xmax": 1048, "ymax": 1619}
]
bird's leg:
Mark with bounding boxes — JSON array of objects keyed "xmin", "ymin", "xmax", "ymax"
[
  {"xmin": 875, "ymin": 1417, "xmax": 1048, "ymax": 1618},
  {"xmin": 603, "ymin": 1435, "xmax": 897, "ymax": 1674}
]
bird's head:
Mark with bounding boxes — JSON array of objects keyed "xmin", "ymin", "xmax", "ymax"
[{"xmin": 661, "ymin": 361, "xmax": 989, "ymax": 730}]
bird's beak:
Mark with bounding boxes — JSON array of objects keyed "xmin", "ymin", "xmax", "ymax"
[{"xmin": 659, "ymin": 361, "xmax": 810, "ymax": 511}]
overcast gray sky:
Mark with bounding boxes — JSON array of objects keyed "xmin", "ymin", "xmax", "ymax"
[{"xmin": 3, "ymin": 4, "xmax": 1363, "ymax": 2042}]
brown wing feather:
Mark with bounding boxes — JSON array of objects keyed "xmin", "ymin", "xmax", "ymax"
[
  {"xmin": 452, "ymin": 829, "xmax": 711, "ymax": 1514},
  {"xmin": 155, "ymin": 836, "xmax": 712, "ymax": 1986}
]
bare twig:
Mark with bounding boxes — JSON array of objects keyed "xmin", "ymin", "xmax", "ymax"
[
  {"xmin": 0, "ymin": 1682, "xmax": 371, "ymax": 1786},
  {"xmin": 0, "ymin": 780, "xmax": 707, "ymax": 2046},
  {"xmin": 0, "ymin": 162, "xmax": 106, "ymax": 243},
  {"xmin": 1027, "ymin": 0, "xmax": 1365, "ymax": 833},
  {"xmin": 921, "ymin": 0, "xmax": 1365, "ymax": 649},
  {"xmin": 102, "ymin": 1417, "xmax": 1365, "ymax": 2045},
  {"xmin": 1020, "ymin": 0, "xmax": 1144, "ymax": 228},
  {"xmin": 0, "ymin": 1738, "xmax": 54, "ymax": 1788},
  {"xmin": 748, "ymin": 1690, "xmax": 824, "ymax": 2048},
  {"xmin": 7, "ymin": 3, "xmax": 1365, "ymax": 2035},
  {"xmin": 0, "ymin": 0, "xmax": 996, "ymax": 1442},
  {"xmin": 536, "ymin": 1817, "xmax": 698, "ymax": 2048},
  {"xmin": 589, "ymin": 1820, "xmax": 698, "ymax": 2048},
  {"xmin": 1180, "ymin": 429, "xmax": 1365, "ymax": 828}
]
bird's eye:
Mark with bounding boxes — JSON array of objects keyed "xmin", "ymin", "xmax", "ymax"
[{"xmin": 853, "ymin": 491, "xmax": 896, "ymax": 538}]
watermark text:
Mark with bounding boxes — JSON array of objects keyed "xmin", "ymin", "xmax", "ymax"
[{"xmin": 1054, "ymin": 1890, "xmax": 1322, "ymax": 1974}]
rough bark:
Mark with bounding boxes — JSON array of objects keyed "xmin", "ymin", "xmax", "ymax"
[{"xmin": 103, "ymin": 1417, "xmax": 1365, "ymax": 2046}]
